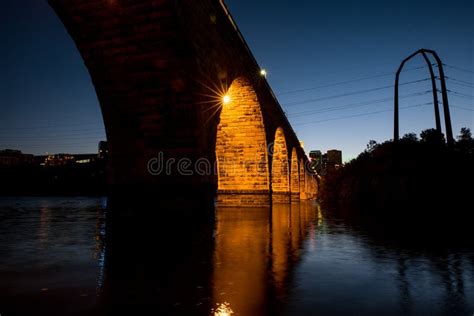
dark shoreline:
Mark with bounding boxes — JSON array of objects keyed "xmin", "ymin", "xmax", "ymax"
[{"xmin": 319, "ymin": 129, "xmax": 474, "ymax": 234}]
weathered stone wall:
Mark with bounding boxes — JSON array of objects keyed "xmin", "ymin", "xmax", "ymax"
[
  {"xmin": 271, "ymin": 128, "xmax": 290, "ymax": 203},
  {"xmin": 216, "ymin": 78, "xmax": 269, "ymax": 191},
  {"xmin": 216, "ymin": 77, "xmax": 270, "ymax": 206}
]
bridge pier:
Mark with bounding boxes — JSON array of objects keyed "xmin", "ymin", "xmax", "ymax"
[
  {"xmin": 217, "ymin": 190, "xmax": 271, "ymax": 207},
  {"xmin": 291, "ymin": 192, "xmax": 300, "ymax": 204},
  {"xmin": 272, "ymin": 192, "xmax": 291, "ymax": 204}
]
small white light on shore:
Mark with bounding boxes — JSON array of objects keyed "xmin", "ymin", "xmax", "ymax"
[{"xmin": 260, "ymin": 69, "xmax": 267, "ymax": 77}]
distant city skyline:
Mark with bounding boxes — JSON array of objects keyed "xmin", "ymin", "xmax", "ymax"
[{"xmin": 0, "ymin": 0, "xmax": 472, "ymax": 160}]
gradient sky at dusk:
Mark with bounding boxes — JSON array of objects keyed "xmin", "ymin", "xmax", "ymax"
[{"xmin": 1, "ymin": 0, "xmax": 472, "ymax": 160}]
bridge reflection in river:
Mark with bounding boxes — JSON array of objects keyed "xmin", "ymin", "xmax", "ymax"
[
  {"xmin": 212, "ymin": 203, "xmax": 317, "ymax": 315},
  {"xmin": 99, "ymin": 200, "xmax": 318, "ymax": 315},
  {"xmin": 1, "ymin": 198, "xmax": 473, "ymax": 315}
]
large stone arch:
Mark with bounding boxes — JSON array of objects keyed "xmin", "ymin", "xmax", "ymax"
[
  {"xmin": 271, "ymin": 128, "xmax": 290, "ymax": 203},
  {"xmin": 290, "ymin": 148, "xmax": 300, "ymax": 203},
  {"xmin": 216, "ymin": 77, "xmax": 270, "ymax": 206}
]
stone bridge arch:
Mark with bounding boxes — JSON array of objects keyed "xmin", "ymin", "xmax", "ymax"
[
  {"xmin": 215, "ymin": 77, "xmax": 270, "ymax": 206},
  {"xmin": 271, "ymin": 127, "xmax": 290, "ymax": 203}
]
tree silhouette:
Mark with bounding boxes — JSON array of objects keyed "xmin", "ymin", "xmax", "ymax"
[
  {"xmin": 366, "ymin": 140, "xmax": 378, "ymax": 153},
  {"xmin": 457, "ymin": 128, "xmax": 472, "ymax": 141},
  {"xmin": 456, "ymin": 128, "xmax": 473, "ymax": 156},
  {"xmin": 401, "ymin": 133, "xmax": 418, "ymax": 143},
  {"xmin": 420, "ymin": 128, "xmax": 445, "ymax": 145}
]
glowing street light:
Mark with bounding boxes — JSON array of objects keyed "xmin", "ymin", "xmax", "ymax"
[
  {"xmin": 260, "ymin": 69, "xmax": 267, "ymax": 77},
  {"xmin": 223, "ymin": 94, "xmax": 231, "ymax": 104}
]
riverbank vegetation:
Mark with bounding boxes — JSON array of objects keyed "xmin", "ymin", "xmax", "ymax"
[{"xmin": 320, "ymin": 128, "xmax": 473, "ymax": 227}]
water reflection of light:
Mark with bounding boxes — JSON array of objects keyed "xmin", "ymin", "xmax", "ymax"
[
  {"xmin": 212, "ymin": 205, "xmax": 317, "ymax": 314},
  {"xmin": 95, "ymin": 200, "xmax": 107, "ymax": 294},
  {"xmin": 212, "ymin": 302, "xmax": 234, "ymax": 316},
  {"xmin": 316, "ymin": 204, "xmax": 323, "ymax": 227},
  {"xmin": 38, "ymin": 206, "xmax": 51, "ymax": 249},
  {"xmin": 96, "ymin": 246, "xmax": 106, "ymax": 293}
]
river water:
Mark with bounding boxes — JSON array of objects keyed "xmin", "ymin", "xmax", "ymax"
[{"xmin": 0, "ymin": 197, "xmax": 472, "ymax": 315}]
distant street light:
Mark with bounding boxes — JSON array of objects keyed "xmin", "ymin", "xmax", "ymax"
[{"xmin": 260, "ymin": 69, "xmax": 267, "ymax": 77}]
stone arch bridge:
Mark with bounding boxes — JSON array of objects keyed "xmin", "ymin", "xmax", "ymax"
[{"xmin": 49, "ymin": 0, "xmax": 317, "ymax": 207}]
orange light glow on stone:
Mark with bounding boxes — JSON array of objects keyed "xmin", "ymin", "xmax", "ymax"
[
  {"xmin": 216, "ymin": 77, "xmax": 270, "ymax": 205},
  {"xmin": 271, "ymin": 127, "xmax": 290, "ymax": 203}
]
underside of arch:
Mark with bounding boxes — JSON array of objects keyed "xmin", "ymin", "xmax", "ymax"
[
  {"xmin": 271, "ymin": 128, "xmax": 290, "ymax": 203},
  {"xmin": 216, "ymin": 77, "xmax": 270, "ymax": 207}
]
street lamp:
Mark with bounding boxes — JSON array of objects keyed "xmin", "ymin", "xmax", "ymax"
[{"xmin": 223, "ymin": 94, "xmax": 231, "ymax": 104}]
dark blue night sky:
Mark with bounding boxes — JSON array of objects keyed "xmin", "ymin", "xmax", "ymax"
[{"xmin": 1, "ymin": 0, "xmax": 472, "ymax": 159}]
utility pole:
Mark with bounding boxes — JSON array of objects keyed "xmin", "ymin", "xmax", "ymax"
[
  {"xmin": 394, "ymin": 49, "xmax": 453, "ymax": 146},
  {"xmin": 425, "ymin": 49, "xmax": 454, "ymax": 147},
  {"xmin": 420, "ymin": 51, "xmax": 441, "ymax": 133}
]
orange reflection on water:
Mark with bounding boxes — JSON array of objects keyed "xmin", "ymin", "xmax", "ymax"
[
  {"xmin": 212, "ymin": 302, "xmax": 234, "ymax": 316},
  {"xmin": 212, "ymin": 202, "xmax": 317, "ymax": 315}
]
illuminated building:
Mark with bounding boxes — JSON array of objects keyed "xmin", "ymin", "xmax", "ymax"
[{"xmin": 44, "ymin": 154, "xmax": 75, "ymax": 167}]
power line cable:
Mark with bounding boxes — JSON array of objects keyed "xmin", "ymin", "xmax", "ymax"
[
  {"xmin": 288, "ymin": 91, "xmax": 431, "ymax": 118},
  {"xmin": 292, "ymin": 102, "xmax": 431, "ymax": 127},
  {"xmin": 450, "ymin": 105, "xmax": 474, "ymax": 112},
  {"xmin": 448, "ymin": 90, "xmax": 474, "ymax": 99},
  {"xmin": 445, "ymin": 77, "xmax": 474, "ymax": 87},
  {"xmin": 443, "ymin": 64, "xmax": 474, "ymax": 75},
  {"xmin": 278, "ymin": 65, "xmax": 430, "ymax": 96},
  {"xmin": 284, "ymin": 78, "xmax": 431, "ymax": 107},
  {"xmin": 447, "ymin": 81, "xmax": 474, "ymax": 89}
]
